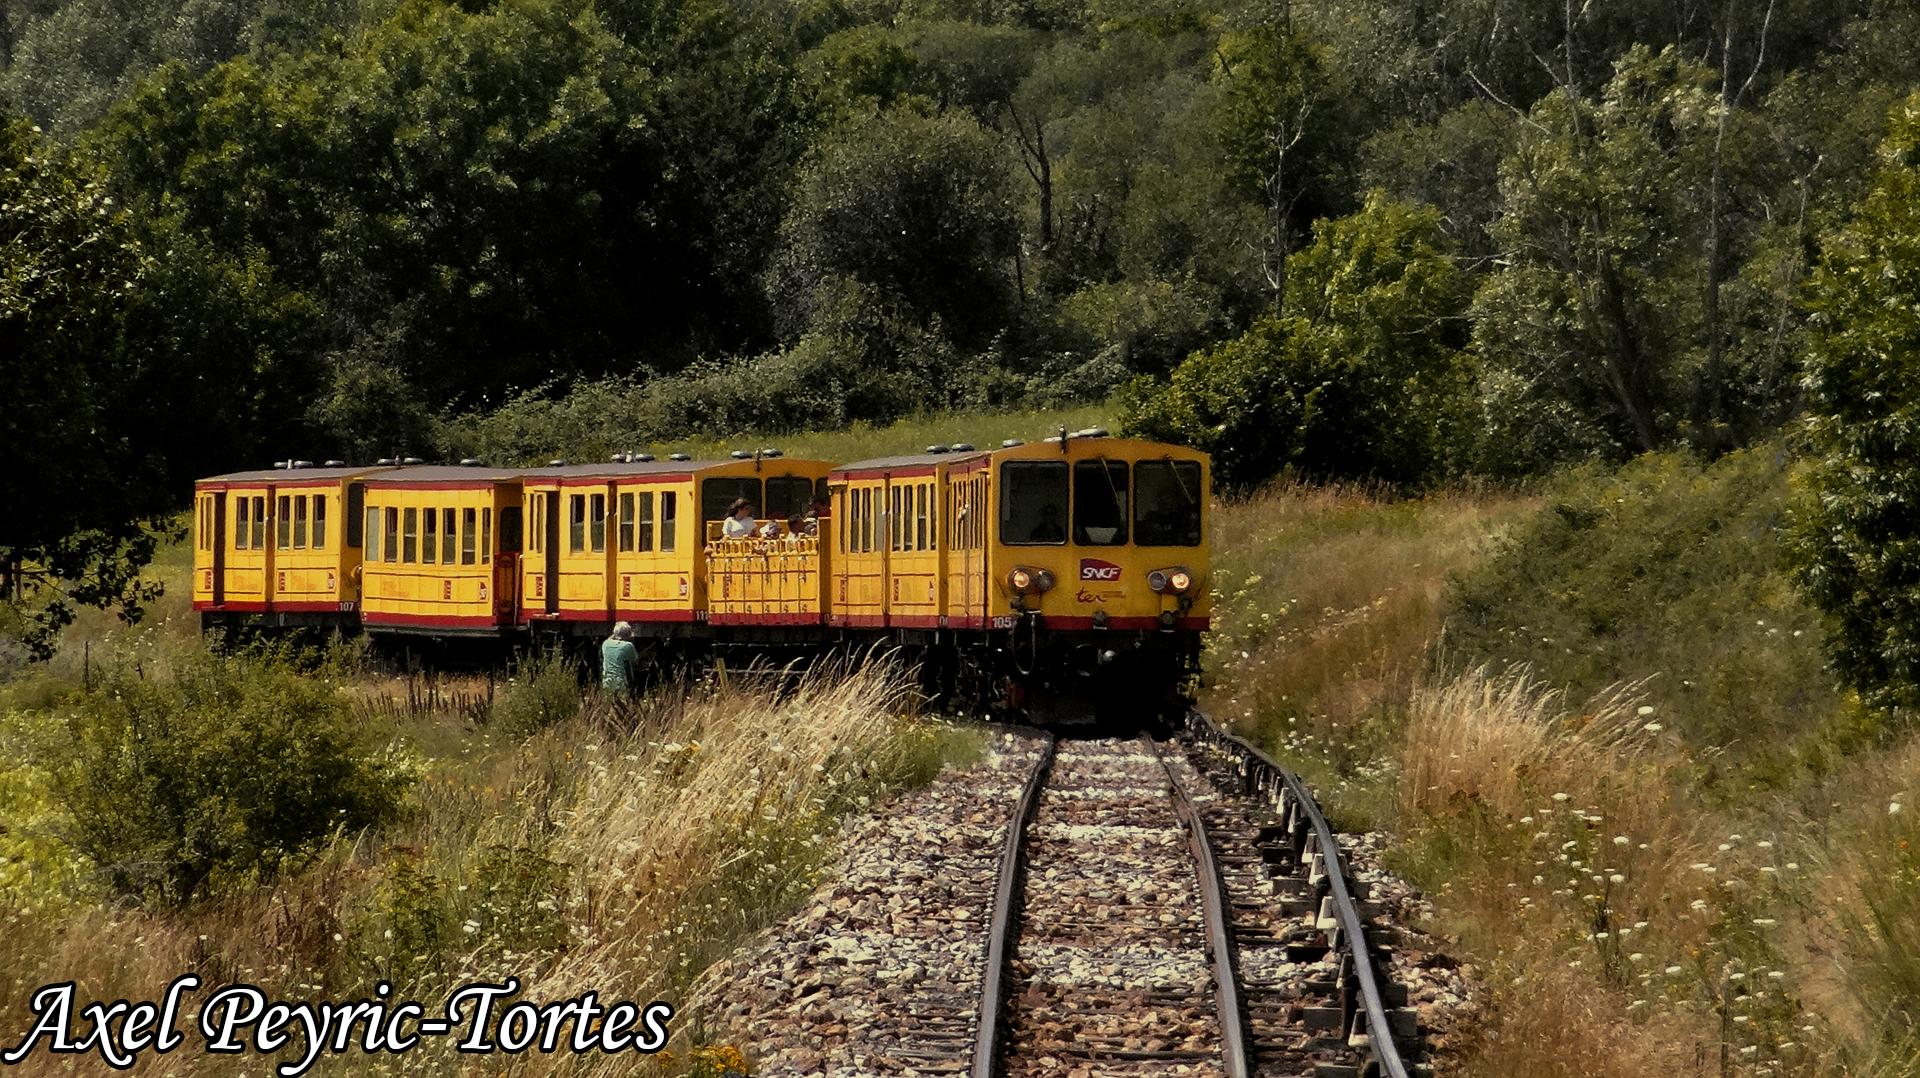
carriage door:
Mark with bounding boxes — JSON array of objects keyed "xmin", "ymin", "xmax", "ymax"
[
  {"xmin": 542, "ymin": 494, "xmax": 561, "ymax": 615},
  {"xmin": 212, "ymin": 493, "xmax": 227, "ymax": 606}
]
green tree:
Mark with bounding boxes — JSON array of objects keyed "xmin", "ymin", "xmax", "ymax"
[
  {"xmin": 1795, "ymin": 91, "xmax": 1920, "ymax": 716},
  {"xmin": 769, "ymin": 105, "xmax": 1019, "ymax": 346},
  {"xmin": 1122, "ymin": 192, "xmax": 1473, "ymax": 489},
  {"xmin": 1, "ymin": 116, "xmax": 308, "ymax": 655}
]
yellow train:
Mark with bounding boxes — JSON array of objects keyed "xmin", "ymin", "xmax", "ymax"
[{"xmin": 192, "ymin": 430, "xmax": 1210, "ymax": 715}]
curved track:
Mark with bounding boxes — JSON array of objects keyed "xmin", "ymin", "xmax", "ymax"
[{"xmin": 970, "ymin": 717, "xmax": 1417, "ymax": 1078}]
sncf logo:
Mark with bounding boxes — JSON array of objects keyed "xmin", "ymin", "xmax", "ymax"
[{"xmin": 1080, "ymin": 558, "xmax": 1123, "ymax": 582}]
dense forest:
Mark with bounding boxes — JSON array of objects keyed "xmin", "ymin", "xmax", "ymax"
[{"xmin": 7, "ymin": 0, "xmax": 1920, "ymax": 678}]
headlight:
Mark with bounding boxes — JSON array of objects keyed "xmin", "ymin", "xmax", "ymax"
[
  {"xmin": 1009, "ymin": 567, "xmax": 1054, "ymax": 594},
  {"xmin": 1150, "ymin": 567, "xmax": 1195, "ymax": 594}
]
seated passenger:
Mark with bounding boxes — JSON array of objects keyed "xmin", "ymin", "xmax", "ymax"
[
  {"xmin": 795, "ymin": 512, "xmax": 818, "ymax": 538},
  {"xmin": 722, "ymin": 498, "xmax": 757, "ymax": 539},
  {"xmin": 758, "ymin": 519, "xmax": 781, "ymax": 540},
  {"xmin": 1028, "ymin": 503, "xmax": 1066, "ymax": 543}
]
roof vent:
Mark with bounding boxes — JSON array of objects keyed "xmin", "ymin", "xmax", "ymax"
[
  {"xmin": 610, "ymin": 453, "xmax": 629, "ymax": 463},
  {"xmin": 459, "ymin": 457, "xmax": 484, "ymax": 467},
  {"xmin": 375, "ymin": 457, "xmax": 396, "ymax": 466},
  {"xmin": 547, "ymin": 459, "xmax": 566, "ymax": 467},
  {"xmin": 635, "ymin": 453, "xmax": 655, "ymax": 462},
  {"xmin": 1001, "ymin": 439, "xmax": 1024, "ymax": 448},
  {"xmin": 761, "ymin": 448, "xmax": 783, "ymax": 458},
  {"xmin": 668, "ymin": 452, "xmax": 691, "ymax": 462},
  {"xmin": 272, "ymin": 460, "xmax": 290, "ymax": 470},
  {"xmin": 324, "ymin": 459, "xmax": 348, "ymax": 468},
  {"xmin": 951, "ymin": 443, "xmax": 976, "ymax": 452},
  {"xmin": 729, "ymin": 450, "xmax": 751, "ymax": 460},
  {"xmin": 293, "ymin": 459, "xmax": 315, "ymax": 469},
  {"xmin": 1073, "ymin": 427, "xmax": 1111, "ymax": 439},
  {"xmin": 401, "ymin": 456, "xmax": 425, "ymax": 466},
  {"xmin": 926, "ymin": 444, "xmax": 950, "ymax": 454}
]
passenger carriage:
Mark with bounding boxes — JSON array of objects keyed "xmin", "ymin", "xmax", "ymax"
[{"xmin": 191, "ymin": 464, "xmax": 387, "ymax": 632}]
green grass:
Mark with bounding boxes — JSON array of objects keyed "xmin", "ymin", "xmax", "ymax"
[{"xmin": 672, "ymin": 402, "xmax": 1116, "ymax": 463}]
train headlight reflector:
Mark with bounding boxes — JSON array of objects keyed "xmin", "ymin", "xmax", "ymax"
[
  {"xmin": 1009, "ymin": 567, "xmax": 1054, "ymax": 595},
  {"xmin": 1169, "ymin": 570, "xmax": 1193, "ymax": 593}
]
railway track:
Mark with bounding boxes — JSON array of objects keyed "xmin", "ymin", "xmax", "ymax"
[
  {"xmin": 698, "ymin": 718, "xmax": 1434, "ymax": 1076},
  {"xmin": 974, "ymin": 716, "xmax": 1419, "ymax": 1078}
]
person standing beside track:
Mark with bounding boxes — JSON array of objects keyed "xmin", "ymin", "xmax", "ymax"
[{"xmin": 601, "ymin": 621, "xmax": 640, "ymax": 696}]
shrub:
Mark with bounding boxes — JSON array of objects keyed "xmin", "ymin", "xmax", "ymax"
[
  {"xmin": 1122, "ymin": 192, "xmax": 1473, "ymax": 490},
  {"xmin": 49, "ymin": 651, "xmax": 413, "ymax": 903},
  {"xmin": 489, "ymin": 648, "xmax": 582, "ymax": 739}
]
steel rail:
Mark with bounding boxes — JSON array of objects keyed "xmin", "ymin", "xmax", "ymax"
[
  {"xmin": 1151, "ymin": 739, "xmax": 1254, "ymax": 1078},
  {"xmin": 1186, "ymin": 710, "xmax": 1412, "ymax": 1078},
  {"xmin": 971, "ymin": 733, "xmax": 1056, "ymax": 1078}
]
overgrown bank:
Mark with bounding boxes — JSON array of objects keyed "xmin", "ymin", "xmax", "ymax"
[
  {"xmin": 0, "ymin": 606, "xmax": 982, "ymax": 1074},
  {"xmin": 1208, "ymin": 449, "xmax": 1919, "ymax": 1076}
]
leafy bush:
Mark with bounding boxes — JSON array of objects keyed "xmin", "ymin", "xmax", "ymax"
[
  {"xmin": 1795, "ymin": 90, "xmax": 1920, "ymax": 716},
  {"xmin": 489, "ymin": 648, "xmax": 582, "ymax": 739},
  {"xmin": 50, "ymin": 651, "xmax": 413, "ymax": 903},
  {"xmin": 1122, "ymin": 192, "xmax": 1473, "ymax": 490},
  {"xmin": 1442, "ymin": 447, "xmax": 1840, "ymax": 776}
]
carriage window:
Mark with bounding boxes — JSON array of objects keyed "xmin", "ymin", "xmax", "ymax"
[
  {"xmin": 403, "ymin": 508, "xmax": 419, "ymax": 563},
  {"xmin": 383, "ymin": 507, "xmax": 399, "ymax": 563},
  {"xmin": 765, "ymin": 476, "xmax": 814, "ymax": 521},
  {"xmin": 637, "ymin": 492, "xmax": 655, "ymax": 552},
  {"xmin": 702, "ymin": 477, "xmax": 762, "ymax": 528},
  {"xmin": 481, "ymin": 508, "xmax": 494, "ymax": 563},
  {"xmin": 346, "ymin": 484, "xmax": 364, "ymax": 548},
  {"xmin": 889, "ymin": 487, "xmax": 902, "ymax": 551},
  {"xmin": 442, "ymin": 508, "xmax": 457, "ymax": 564},
  {"xmin": 568, "ymin": 494, "xmax": 586, "ymax": 553},
  {"xmin": 590, "ymin": 494, "xmax": 607, "ymax": 553},
  {"xmin": 498, "ymin": 506, "xmax": 520, "ymax": 554},
  {"xmin": 292, "ymin": 495, "xmax": 308, "ymax": 549},
  {"xmin": 366, "ymin": 507, "xmax": 382, "ymax": 561},
  {"xmin": 1134, "ymin": 460, "xmax": 1204, "ymax": 546},
  {"xmin": 251, "ymin": 497, "xmax": 267, "ymax": 549},
  {"xmin": 235, "ymin": 497, "xmax": 251, "ymax": 550},
  {"xmin": 1074, "ymin": 460, "xmax": 1129, "ymax": 546},
  {"xmin": 421, "ymin": 506, "xmax": 437, "ymax": 564},
  {"xmin": 528, "ymin": 495, "xmax": 544, "ymax": 554},
  {"xmin": 312, "ymin": 496, "xmax": 328, "ymax": 550},
  {"xmin": 277, "ymin": 496, "xmax": 293, "ymax": 550},
  {"xmin": 660, "ymin": 492, "xmax": 677, "ymax": 552},
  {"xmin": 916, "ymin": 484, "xmax": 929, "ymax": 550},
  {"xmin": 462, "ymin": 508, "xmax": 478, "ymax": 564},
  {"xmin": 618, "ymin": 493, "xmax": 636, "ymax": 552},
  {"xmin": 1001, "ymin": 462, "xmax": 1068, "ymax": 545}
]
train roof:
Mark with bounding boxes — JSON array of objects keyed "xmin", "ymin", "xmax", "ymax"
[
  {"xmin": 197, "ymin": 465, "xmax": 388, "ymax": 484},
  {"xmin": 832, "ymin": 449, "xmax": 994, "ymax": 475},
  {"xmin": 518, "ymin": 457, "xmax": 827, "ymax": 479},
  {"xmin": 363, "ymin": 464, "xmax": 524, "ymax": 485}
]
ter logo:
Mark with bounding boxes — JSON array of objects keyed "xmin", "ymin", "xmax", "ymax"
[{"xmin": 1079, "ymin": 558, "xmax": 1123, "ymax": 582}]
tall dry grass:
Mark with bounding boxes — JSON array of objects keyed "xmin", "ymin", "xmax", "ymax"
[
  {"xmin": 1395, "ymin": 666, "xmax": 1833, "ymax": 1076},
  {"xmin": 0, "ymin": 654, "xmax": 978, "ymax": 1076},
  {"xmin": 1204, "ymin": 477, "xmax": 1534, "ymax": 824}
]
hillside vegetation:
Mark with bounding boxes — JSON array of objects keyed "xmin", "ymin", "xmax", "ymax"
[{"xmin": 1209, "ymin": 452, "xmax": 1920, "ymax": 1076}]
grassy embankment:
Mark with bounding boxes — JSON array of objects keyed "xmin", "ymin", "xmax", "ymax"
[
  {"xmin": 0, "ymin": 404, "xmax": 1120, "ymax": 1074},
  {"xmin": 1209, "ymin": 447, "xmax": 1920, "ymax": 1076}
]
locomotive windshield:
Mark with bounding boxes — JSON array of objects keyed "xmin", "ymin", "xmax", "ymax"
[
  {"xmin": 1073, "ymin": 459, "xmax": 1128, "ymax": 545},
  {"xmin": 1133, "ymin": 460, "xmax": 1203, "ymax": 546},
  {"xmin": 1000, "ymin": 461, "xmax": 1068, "ymax": 545}
]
